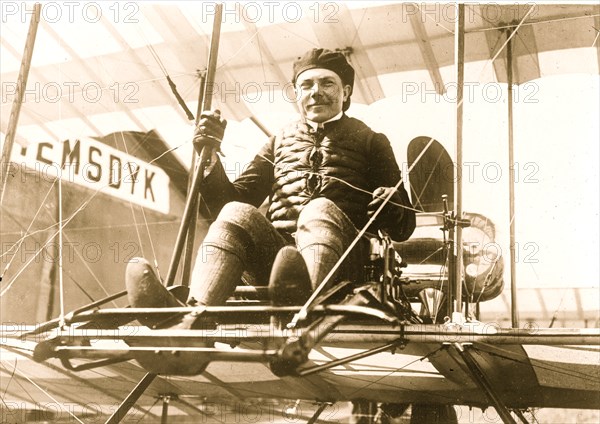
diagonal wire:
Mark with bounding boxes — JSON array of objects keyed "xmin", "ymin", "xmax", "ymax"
[
  {"xmin": 0, "ymin": 162, "xmax": 155, "ymax": 297},
  {"xmin": 134, "ymin": 396, "xmax": 161, "ymax": 423},
  {"xmin": 0, "ymin": 361, "xmax": 37, "ymax": 405},
  {"xmin": 475, "ymin": 343, "xmax": 600, "ymax": 383},
  {"xmin": 477, "ymin": 4, "xmax": 537, "ymax": 82},
  {"xmin": 8, "ymin": 365, "xmax": 85, "ymax": 424},
  {"xmin": 115, "ymin": 133, "xmax": 146, "ymax": 260},
  {"xmin": 349, "ymin": 7, "xmax": 368, "ymax": 47},
  {"xmin": 115, "ymin": 132, "xmax": 164, "ymax": 278},
  {"xmin": 0, "ymin": 357, "xmax": 18, "ymax": 408},
  {"xmin": 217, "ymin": 28, "xmax": 262, "ymax": 70},
  {"xmin": 416, "ymin": 3, "xmax": 454, "ymax": 34},
  {"xmin": 342, "ymin": 345, "xmax": 450, "ymax": 399},
  {"xmin": 0, "ymin": 176, "xmax": 57, "ymax": 274}
]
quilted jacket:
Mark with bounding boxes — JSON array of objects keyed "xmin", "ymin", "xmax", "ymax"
[{"xmin": 199, "ymin": 114, "xmax": 415, "ymax": 241}]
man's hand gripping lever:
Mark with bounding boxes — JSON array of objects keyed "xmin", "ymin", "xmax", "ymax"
[{"xmin": 193, "ymin": 109, "xmax": 227, "ymax": 176}]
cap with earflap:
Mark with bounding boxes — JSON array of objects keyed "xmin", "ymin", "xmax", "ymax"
[{"xmin": 292, "ymin": 48, "xmax": 355, "ymax": 111}]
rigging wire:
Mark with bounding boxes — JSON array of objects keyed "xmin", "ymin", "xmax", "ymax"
[
  {"xmin": 416, "ymin": 3, "xmax": 454, "ymax": 34},
  {"xmin": 349, "ymin": 7, "xmax": 368, "ymax": 48},
  {"xmin": 134, "ymin": 396, "xmax": 161, "ymax": 424},
  {"xmin": 291, "ymin": 137, "xmax": 438, "ymax": 327},
  {"xmin": 0, "ymin": 204, "xmax": 124, "ymax": 307},
  {"xmin": 469, "ymin": 13, "xmax": 600, "ymax": 33},
  {"xmin": 475, "ymin": 343, "xmax": 600, "ymax": 384},
  {"xmin": 0, "ymin": 177, "xmax": 56, "ymax": 272},
  {"xmin": 548, "ymin": 289, "xmax": 569, "ymax": 328},
  {"xmin": 0, "ymin": 358, "xmax": 17, "ymax": 408},
  {"xmin": 341, "ymin": 345, "xmax": 456, "ymax": 401},
  {"xmin": 0, "ymin": 360, "xmax": 38, "ymax": 406},
  {"xmin": 9, "ymin": 365, "xmax": 86, "ymax": 424},
  {"xmin": 115, "ymin": 133, "xmax": 147, "ymax": 261},
  {"xmin": 1, "ymin": 218, "xmax": 191, "ymax": 236},
  {"xmin": 57, "ymin": 169, "xmax": 65, "ymax": 326},
  {"xmin": 216, "ymin": 28, "xmax": 263, "ymax": 70},
  {"xmin": 477, "ymin": 4, "xmax": 536, "ymax": 82},
  {"xmin": 0, "ymin": 162, "xmax": 157, "ymax": 297}
]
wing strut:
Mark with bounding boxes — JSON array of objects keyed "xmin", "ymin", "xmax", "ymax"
[
  {"xmin": 506, "ymin": 26, "xmax": 519, "ymax": 329},
  {"xmin": 453, "ymin": 343, "xmax": 518, "ymax": 424},
  {"xmin": 102, "ymin": 7, "xmax": 224, "ymax": 424},
  {"xmin": 452, "ymin": 3, "xmax": 466, "ymax": 321},
  {"xmin": 0, "ymin": 4, "xmax": 41, "ymax": 204},
  {"xmin": 164, "ymin": 4, "xmax": 223, "ymax": 287},
  {"xmin": 307, "ymin": 403, "xmax": 331, "ymax": 424},
  {"xmin": 105, "ymin": 372, "xmax": 157, "ymax": 424}
]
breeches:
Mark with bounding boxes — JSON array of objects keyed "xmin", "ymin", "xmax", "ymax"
[{"xmin": 190, "ymin": 198, "xmax": 365, "ymax": 305}]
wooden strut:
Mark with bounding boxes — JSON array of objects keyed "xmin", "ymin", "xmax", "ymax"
[
  {"xmin": 453, "ymin": 343, "xmax": 518, "ymax": 424},
  {"xmin": 306, "ymin": 403, "xmax": 330, "ymax": 424},
  {"xmin": 105, "ymin": 372, "xmax": 157, "ymax": 424},
  {"xmin": 104, "ymin": 5, "xmax": 224, "ymax": 424},
  {"xmin": 453, "ymin": 3, "xmax": 465, "ymax": 318},
  {"xmin": 299, "ymin": 340, "xmax": 408, "ymax": 377},
  {"xmin": 181, "ymin": 71, "xmax": 207, "ymax": 287},
  {"xmin": 0, "ymin": 3, "xmax": 41, "ymax": 205},
  {"xmin": 506, "ymin": 27, "xmax": 519, "ymax": 329},
  {"xmin": 165, "ymin": 5, "xmax": 223, "ymax": 288}
]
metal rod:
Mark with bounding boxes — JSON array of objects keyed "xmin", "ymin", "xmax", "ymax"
[
  {"xmin": 299, "ymin": 341, "xmax": 402, "ymax": 376},
  {"xmin": 105, "ymin": 372, "xmax": 156, "ymax": 424},
  {"xmin": 513, "ymin": 409, "xmax": 531, "ymax": 424},
  {"xmin": 454, "ymin": 3, "xmax": 465, "ymax": 315},
  {"xmin": 507, "ymin": 29, "xmax": 519, "ymax": 329},
  {"xmin": 32, "ymin": 325, "xmax": 600, "ymax": 346},
  {"xmin": 181, "ymin": 72, "xmax": 208, "ymax": 287},
  {"xmin": 307, "ymin": 403, "xmax": 330, "ymax": 424},
  {"xmin": 58, "ymin": 169, "xmax": 65, "ymax": 327},
  {"xmin": 23, "ymin": 290, "xmax": 128, "ymax": 337},
  {"xmin": 454, "ymin": 343, "xmax": 517, "ymax": 424},
  {"xmin": 0, "ymin": 3, "xmax": 41, "ymax": 205},
  {"xmin": 250, "ymin": 115, "xmax": 273, "ymax": 137},
  {"xmin": 164, "ymin": 4, "xmax": 223, "ymax": 287},
  {"xmin": 160, "ymin": 395, "xmax": 170, "ymax": 424}
]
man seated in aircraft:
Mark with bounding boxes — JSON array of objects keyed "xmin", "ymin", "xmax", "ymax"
[{"xmin": 127, "ymin": 48, "xmax": 415, "ymax": 317}]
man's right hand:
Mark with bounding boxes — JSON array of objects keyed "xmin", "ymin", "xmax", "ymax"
[{"xmin": 193, "ymin": 109, "xmax": 227, "ymax": 154}]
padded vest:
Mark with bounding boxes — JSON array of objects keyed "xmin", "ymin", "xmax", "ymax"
[{"xmin": 267, "ymin": 117, "xmax": 374, "ymax": 234}]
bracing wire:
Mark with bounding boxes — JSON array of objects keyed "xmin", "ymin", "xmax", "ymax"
[
  {"xmin": 57, "ymin": 168, "xmax": 65, "ymax": 327},
  {"xmin": 11, "ymin": 366, "xmax": 86, "ymax": 424}
]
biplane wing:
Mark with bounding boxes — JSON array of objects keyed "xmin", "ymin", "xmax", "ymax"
[{"xmin": 3, "ymin": 308, "xmax": 599, "ymax": 423}]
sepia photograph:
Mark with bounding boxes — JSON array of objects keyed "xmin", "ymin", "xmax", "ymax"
[{"xmin": 1, "ymin": 1, "xmax": 599, "ymax": 423}]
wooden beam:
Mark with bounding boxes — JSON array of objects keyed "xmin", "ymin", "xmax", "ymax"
[
  {"xmin": 39, "ymin": 20, "xmax": 148, "ymax": 132},
  {"xmin": 239, "ymin": 8, "xmax": 299, "ymax": 114},
  {"xmin": 309, "ymin": 3, "xmax": 385, "ymax": 105},
  {"xmin": 0, "ymin": 37, "xmax": 103, "ymax": 137},
  {"xmin": 99, "ymin": 16, "xmax": 191, "ymax": 125},
  {"xmin": 409, "ymin": 11, "xmax": 446, "ymax": 94},
  {"xmin": 1, "ymin": 4, "xmax": 41, "ymax": 204}
]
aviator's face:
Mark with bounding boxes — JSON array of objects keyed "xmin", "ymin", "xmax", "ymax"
[{"xmin": 294, "ymin": 68, "xmax": 351, "ymax": 123}]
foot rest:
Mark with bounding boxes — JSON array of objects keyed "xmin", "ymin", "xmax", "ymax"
[{"xmin": 232, "ymin": 286, "xmax": 269, "ymax": 300}]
